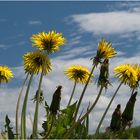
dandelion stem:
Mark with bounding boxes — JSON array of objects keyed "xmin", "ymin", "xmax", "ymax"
[
  {"xmin": 32, "ymin": 70, "xmax": 44, "ymax": 138},
  {"xmin": 16, "ymin": 73, "xmax": 29, "ymax": 139},
  {"xmin": 63, "ymin": 85, "xmax": 104, "ymax": 138},
  {"xmin": 21, "ymin": 73, "xmax": 33, "ymax": 139},
  {"xmin": 44, "ymin": 115, "xmax": 54, "ymax": 139},
  {"xmin": 67, "ymin": 80, "xmax": 77, "ymax": 107},
  {"xmin": 131, "ymin": 88, "xmax": 135, "ymax": 96},
  {"xmin": 79, "ymin": 86, "xmax": 104, "ymax": 122},
  {"xmin": 95, "ymin": 81, "xmax": 123, "ymax": 135},
  {"xmin": 73, "ymin": 64, "xmax": 96, "ymax": 122}
]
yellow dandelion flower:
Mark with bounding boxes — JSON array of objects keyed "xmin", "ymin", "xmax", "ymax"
[
  {"xmin": 114, "ymin": 64, "xmax": 138, "ymax": 87},
  {"xmin": 132, "ymin": 64, "xmax": 140, "ymax": 81},
  {"xmin": 95, "ymin": 39, "xmax": 116, "ymax": 61},
  {"xmin": 0, "ymin": 65, "xmax": 14, "ymax": 84},
  {"xmin": 64, "ymin": 65, "xmax": 93, "ymax": 84},
  {"xmin": 31, "ymin": 31, "xmax": 66, "ymax": 53},
  {"xmin": 131, "ymin": 64, "xmax": 140, "ymax": 88},
  {"xmin": 23, "ymin": 51, "xmax": 52, "ymax": 75}
]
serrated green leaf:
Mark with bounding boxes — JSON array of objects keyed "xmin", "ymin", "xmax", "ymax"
[
  {"xmin": 61, "ymin": 101, "xmax": 77, "ymax": 113},
  {"xmin": 61, "ymin": 101, "xmax": 77, "ymax": 125}
]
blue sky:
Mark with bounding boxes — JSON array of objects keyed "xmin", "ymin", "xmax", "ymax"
[
  {"xmin": 0, "ymin": 1, "xmax": 118, "ymax": 66},
  {"xmin": 0, "ymin": 1, "xmax": 140, "ymax": 134}
]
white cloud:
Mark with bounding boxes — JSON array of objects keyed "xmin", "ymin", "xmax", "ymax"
[
  {"xmin": 11, "ymin": 66, "xmax": 25, "ymax": 79},
  {"xmin": 28, "ymin": 20, "xmax": 42, "ymax": 25},
  {"xmin": 71, "ymin": 11, "xmax": 140, "ymax": 34}
]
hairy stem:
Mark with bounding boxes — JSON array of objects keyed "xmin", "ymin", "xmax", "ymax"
[
  {"xmin": 32, "ymin": 70, "xmax": 44, "ymax": 138},
  {"xmin": 16, "ymin": 74, "xmax": 29, "ymax": 139},
  {"xmin": 44, "ymin": 115, "xmax": 54, "ymax": 139},
  {"xmin": 95, "ymin": 81, "xmax": 123, "ymax": 135},
  {"xmin": 67, "ymin": 80, "xmax": 77, "ymax": 107},
  {"xmin": 131, "ymin": 88, "xmax": 135, "ymax": 96},
  {"xmin": 73, "ymin": 64, "xmax": 95, "ymax": 122},
  {"xmin": 21, "ymin": 74, "xmax": 33, "ymax": 139}
]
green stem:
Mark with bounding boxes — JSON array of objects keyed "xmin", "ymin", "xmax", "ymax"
[
  {"xmin": 16, "ymin": 74, "xmax": 29, "ymax": 139},
  {"xmin": 131, "ymin": 88, "xmax": 135, "ymax": 96},
  {"xmin": 95, "ymin": 81, "xmax": 123, "ymax": 136},
  {"xmin": 64, "ymin": 86, "xmax": 104, "ymax": 138},
  {"xmin": 67, "ymin": 80, "xmax": 77, "ymax": 107},
  {"xmin": 44, "ymin": 115, "xmax": 54, "ymax": 139},
  {"xmin": 73, "ymin": 64, "xmax": 96, "ymax": 122},
  {"xmin": 21, "ymin": 73, "xmax": 34, "ymax": 139},
  {"xmin": 32, "ymin": 70, "xmax": 44, "ymax": 138},
  {"xmin": 86, "ymin": 103, "xmax": 90, "ymax": 134},
  {"xmin": 79, "ymin": 86, "xmax": 104, "ymax": 122},
  {"xmin": 86, "ymin": 114, "xmax": 89, "ymax": 134}
]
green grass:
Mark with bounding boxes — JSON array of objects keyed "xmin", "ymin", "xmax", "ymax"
[{"xmin": 89, "ymin": 126, "xmax": 140, "ymax": 139}]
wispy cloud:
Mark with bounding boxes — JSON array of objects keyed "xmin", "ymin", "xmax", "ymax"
[
  {"xmin": 16, "ymin": 41, "xmax": 27, "ymax": 46},
  {"xmin": 0, "ymin": 18, "xmax": 7, "ymax": 22},
  {"xmin": 56, "ymin": 45, "xmax": 94, "ymax": 60},
  {"xmin": 0, "ymin": 41, "xmax": 27, "ymax": 50},
  {"xmin": 67, "ymin": 36, "xmax": 81, "ymax": 46},
  {"xmin": 71, "ymin": 11, "xmax": 140, "ymax": 34},
  {"xmin": 115, "ymin": 2, "xmax": 140, "ymax": 12},
  {"xmin": 28, "ymin": 20, "xmax": 42, "ymax": 25},
  {"xmin": 0, "ymin": 44, "xmax": 7, "ymax": 49}
]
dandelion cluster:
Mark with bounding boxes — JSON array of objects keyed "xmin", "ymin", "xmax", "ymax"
[{"xmin": 1, "ymin": 28, "xmax": 140, "ymax": 140}]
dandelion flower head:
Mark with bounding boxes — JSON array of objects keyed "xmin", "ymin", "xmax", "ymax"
[
  {"xmin": 96, "ymin": 39, "xmax": 116, "ymax": 60},
  {"xmin": 114, "ymin": 64, "xmax": 138, "ymax": 88},
  {"xmin": 0, "ymin": 65, "xmax": 14, "ymax": 84},
  {"xmin": 23, "ymin": 51, "xmax": 52, "ymax": 75},
  {"xmin": 65, "ymin": 65, "xmax": 92, "ymax": 84},
  {"xmin": 31, "ymin": 31, "xmax": 66, "ymax": 53}
]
